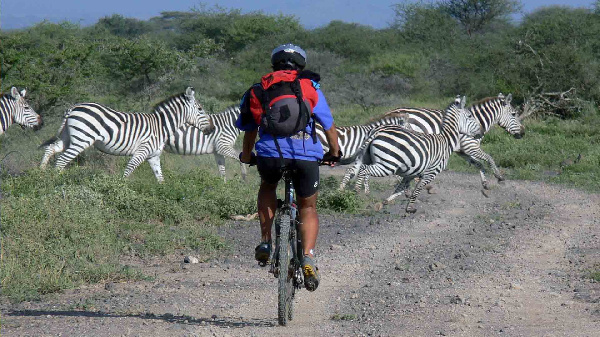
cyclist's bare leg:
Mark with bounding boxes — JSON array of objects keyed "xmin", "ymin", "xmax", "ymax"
[
  {"xmin": 297, "ymin": 192, "xmax": 319, "ymax": 257},
  {"xmin": 258, "ymin": 180, "xmax": 278, "ymax": 242}
]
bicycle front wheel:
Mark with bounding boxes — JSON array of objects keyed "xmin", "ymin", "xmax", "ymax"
[{"xmin": 277, "ymin": 211, "xmax": 294, "ymax": 326}]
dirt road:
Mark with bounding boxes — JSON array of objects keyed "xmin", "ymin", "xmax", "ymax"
[{"xmin": 2, "ymin": 169, "xmax": 600, "ymax": 336}]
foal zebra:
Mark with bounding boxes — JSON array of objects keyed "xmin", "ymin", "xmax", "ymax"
[
  {"xmin": 164, "ymin": 106, "xmax": 247, "ymax": 181},
  {"xmin": 315, "ymin": 114, "xmax": 410, "ymax": 164},
  {"xmin": 353, "ymin": 96, "xmax": 484, "ymax": 213},
  {"xmin": 40, "ymin": 87, "xmax": 213, "ymax": 182},
  {"xmin": 340, "ymin": 93, "xmax": 525, "ymax": 191},
  {"xmin": 1, "ymin": 87, "xmax": 42, "ymax": 135}
]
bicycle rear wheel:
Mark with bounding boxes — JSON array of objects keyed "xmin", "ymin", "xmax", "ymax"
[{"xmin": 277, "ymin": 212, "xmax": 294, "ymax": 326}]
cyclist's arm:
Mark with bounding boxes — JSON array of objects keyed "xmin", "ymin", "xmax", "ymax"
[
  {"xmin": 312, "ymin": 90, "xmax": 340, "ymax": 158},
  {"xmin": 236, "ymin": 86, "xmax": 260, "ymax": 163},
  {"xmin": 323, "ymin": 123, "xmax": 341, "ymax": 158}
]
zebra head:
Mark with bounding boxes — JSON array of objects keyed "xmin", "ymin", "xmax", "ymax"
[
  {"xmin": 453, "ymin": 95, "xmax": 484, "ymax": 139},
  {"xmin": 183, "ymin": 87, "xmax": 214, "ymax": 134},
  {"xmin": 9, "ymin": 87, "xmax": 42, "ymax": 130},
  {"xmin": 496, "ymin": 93, "xmax": 525, "ymax": 139}
]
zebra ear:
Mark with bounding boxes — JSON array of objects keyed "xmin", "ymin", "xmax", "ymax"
[
  {"xmin": 498, "ymin": 93, "xmax": 505, "ymax": 100},
  {"xmin": 185, "ymin": 87, "xmax": 195, "ymax": 99},
  {"xmin": 20, "ymin": 89, "xmax": 27, "ymax": 97},
  {"xmin": 505, "ymin": 93, "xmax": 513, "ymax": 105},
  {"xmin": 11, "ymin": 87, "xmax": 20, "ymax": 98},
  {"xmin": 460, "ymin": 95, "xmax": 466, "ymax": 109},
  {"xmin": 454, "ymin": 95, "xmax": 461, "ymax": 104}
]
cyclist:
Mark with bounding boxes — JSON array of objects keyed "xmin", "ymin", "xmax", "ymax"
[{"xmin": 236, "ymin": 43, "xmax": 341, "ymax": 291}]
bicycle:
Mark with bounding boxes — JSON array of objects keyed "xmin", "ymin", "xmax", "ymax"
[
  {"xmin": 242, "ymin": 152, "xmax": 340, "ymax": 326},
  {"xmin": 268, "ymin": 166, "xmax": 303, "ymax": 326}
]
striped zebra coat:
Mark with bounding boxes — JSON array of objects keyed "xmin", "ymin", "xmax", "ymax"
[
  {"xmin": 315, "ymin": 114, "xmax": 410, "ymax": 164},
  {"xmin": 40, "ymin": 87, "xmax": 213, "ymax": 182},
  {"xmin": 340, "ymin": 93, "xmax": 525, "ymax": 191},
  {"xmin": 353, "ymin": 96, "xmax": 484, "ymax": 213},
  {"xmin": 1, "ymin": 87, "xmax": 42, "ymax": 135},
  {"xmin": 164, "ymin": 106, "xmax": 246, "ymax": 181}
]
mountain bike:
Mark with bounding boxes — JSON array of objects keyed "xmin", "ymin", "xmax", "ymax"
[
  {"xmin": 242, "ymin": 152, "xmax": 340, "ymax": 326},
  {"xmin": 269, "ymin": 166, "xmax": 303, "ymax": 326}
]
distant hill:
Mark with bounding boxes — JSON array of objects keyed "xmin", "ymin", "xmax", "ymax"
[{"xmin": 1, "ymin": 13, "xmax": 97, "ymax": 30}]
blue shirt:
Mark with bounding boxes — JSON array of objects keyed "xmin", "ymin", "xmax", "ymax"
[{"xmin": 236, "ymin": 88, "xmax": 334, "ymax": 161}]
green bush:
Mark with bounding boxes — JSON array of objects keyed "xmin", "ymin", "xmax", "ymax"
[
  {"xmin": 318, "ymin": 176, "xmax": 363, "ymax": 213},
  {"xmin": 0, "ymin": 167, "xmax": 258, "ymax": 301}
]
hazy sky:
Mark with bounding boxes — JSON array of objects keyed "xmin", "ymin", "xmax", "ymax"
[{"xmin": 1, "ymin": 0, "xmax": 596, "ymax": 30}]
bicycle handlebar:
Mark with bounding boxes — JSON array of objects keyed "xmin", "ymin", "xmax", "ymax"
[
  {"xmin": 239, "ymin": 152, "xmax": 258, "ymax": 166},
  {"xmin": 240, "ymin": 150, "xmax": 342, "ymax": 167}
]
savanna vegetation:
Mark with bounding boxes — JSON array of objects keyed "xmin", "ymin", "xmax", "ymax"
[{"xmin": 1, "ymin": 0, "xmax": 599, "ymax": 301}]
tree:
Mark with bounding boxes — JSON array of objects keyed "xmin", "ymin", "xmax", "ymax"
[
  {"xmin": 440, "ymin": 0, "xmax": 521, "ymax": 36},
  {"xmin": 0, "ymin": 22, "xmax": 96, "ymax": 114},
  {"xmin": 96, "ymin": 14, "xmax": 151, "ymax": 38},
  {"xmin": 392, "ymin": 2, "xmax": 462, "ymax": 50}
]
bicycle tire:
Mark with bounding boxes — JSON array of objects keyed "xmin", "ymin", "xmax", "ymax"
[{"xmin": 277, "ymin": 211, "xmax": 294, "ymax": 326}]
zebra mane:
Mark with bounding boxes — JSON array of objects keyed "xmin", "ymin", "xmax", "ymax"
[
  {"xmin": 1, "ymin": 93, "xmax": 16, "ymax": 101},
  {"xmin": 152, "ymin": 92, "xmax": 189, "ymax": 111},
  {"xmin": 368, "ymin": 110, "xmax": 410, "ymax": 123},
  {"xmin": 211, "ymin": 105, "xmax": 240, "ymax": 116},
  {"xmin": 471, "ymin": 96, "xmax": 500, "ymax": 106},
  {"xmin": 439, "ymin": 101, "xmax": 462, "ymax": 126}
]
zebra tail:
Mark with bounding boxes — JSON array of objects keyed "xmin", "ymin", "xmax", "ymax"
[
  {"xmin": 39, "ymin": 136, "xmax": 58, "ymax": 149},
  {"xmin": 355, "ymin": 126, "xmax": 386, "ymax": 161}
]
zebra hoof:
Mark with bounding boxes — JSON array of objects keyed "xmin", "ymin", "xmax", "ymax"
[
  {"xmin": 405, "ymin": 206, "xmax": 417, "ymax": 213},
  {"xmin": 482, "ymin": 183, "xmax": 490, "ymax": 190},
  {"xmin": 481, "ymin": 189, "xmax": 490, "ymax": 198}
]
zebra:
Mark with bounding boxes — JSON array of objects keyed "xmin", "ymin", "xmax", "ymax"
[
  {"xmin": 353, "ymin": 96, "xmax": 484, "ymax": 213},
  {"xmin": 315, "ymin": 114, "xmax": 411, "ymax": 165},
  {"xmin": 164, "ymin": 105, "xmax": 247, "ymax": 182},
  {"xmin": 340, "ymin": 93, "xmax": 525, "ymax": 191},
  {"xmin": 39, "ymin": 87, "xmax": 214, "ymax": 182},
  {"xmin": 1, "ymin": 87, "xmax": 42, "ymax": 135}
]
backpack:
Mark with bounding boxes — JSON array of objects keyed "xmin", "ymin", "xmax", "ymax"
[
  {"xmin": 259, "ymin": 76, "xmax": 311, "ymax": 137},
  {"xmin": 239, "ymin": 70, "xmax": 320, "ymax": 163},
  {"xmin": 256, "ymin": 70, "xmax": 318, "ymax": 137}
]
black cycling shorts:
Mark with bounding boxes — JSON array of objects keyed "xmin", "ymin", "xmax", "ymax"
[{"xmin": 257, "ymin": 156, "xmax": 320, "ymax": 198}]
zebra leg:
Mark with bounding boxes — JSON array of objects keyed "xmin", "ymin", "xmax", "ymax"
[
  {"xmin": 40, "ymin": 140, "xmax": 64, "ymax": 169},
  {"xmin": 480, "ymin": 152, "xmax": 504, "ymax": 183},
  {"xmin": 147, "ymin": 156, "xmax": 164, "ymax": 183},
  {"xmin": 339, "ymin": 160, "xmax": 361, "ymax": 190},
  {"xmin": 213, "ymin": 153, "xmax": 227, "ymax": 182},
  {"xmin": 364, "ymin": 173, "xmax": 371, "ymax": 194},
  {"xmin": 354, "ymin": 165, "xmax": 366, "ymax": 193},
  {"xmin": 54, "ymin": 140, "xmax": 93, "ymax": 171},
  {"xmin": 240, "ymin": 163, "xmax": 248, "ymax": 181},
  {"xmin": 386, "ymin": 177, "xmax": 410, "ymax": 203},
  {"xmin": 406, "ymin": 174, "xmax": 436, "ymax": 213},
  {"xmin": 459, "ymin": 152, "xmax": 491, "ymax": 190},
  {"xmin": 357, "ymin": 162, "xmax": 396, "ymax": 196},
  {"xmin": 218, "ymin": 145, "xmax": 248, "ymax": 181},
  {"xmin": 123, "ymin": 146, "xmax": 153, "ymax": 181}
]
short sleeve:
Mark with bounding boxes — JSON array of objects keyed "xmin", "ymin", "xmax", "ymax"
[{"xmin": 312, "ymin": 89, "xmax": 334, "ymax": 130}]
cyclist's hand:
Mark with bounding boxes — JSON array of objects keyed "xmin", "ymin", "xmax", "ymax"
[
  {"xmin": 320, "ymin": 150, "xmax": 342, "ymax": 167},
  {"xmin": 239, "ymin": 152, "xmax": 257, "ymax": 166}
]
